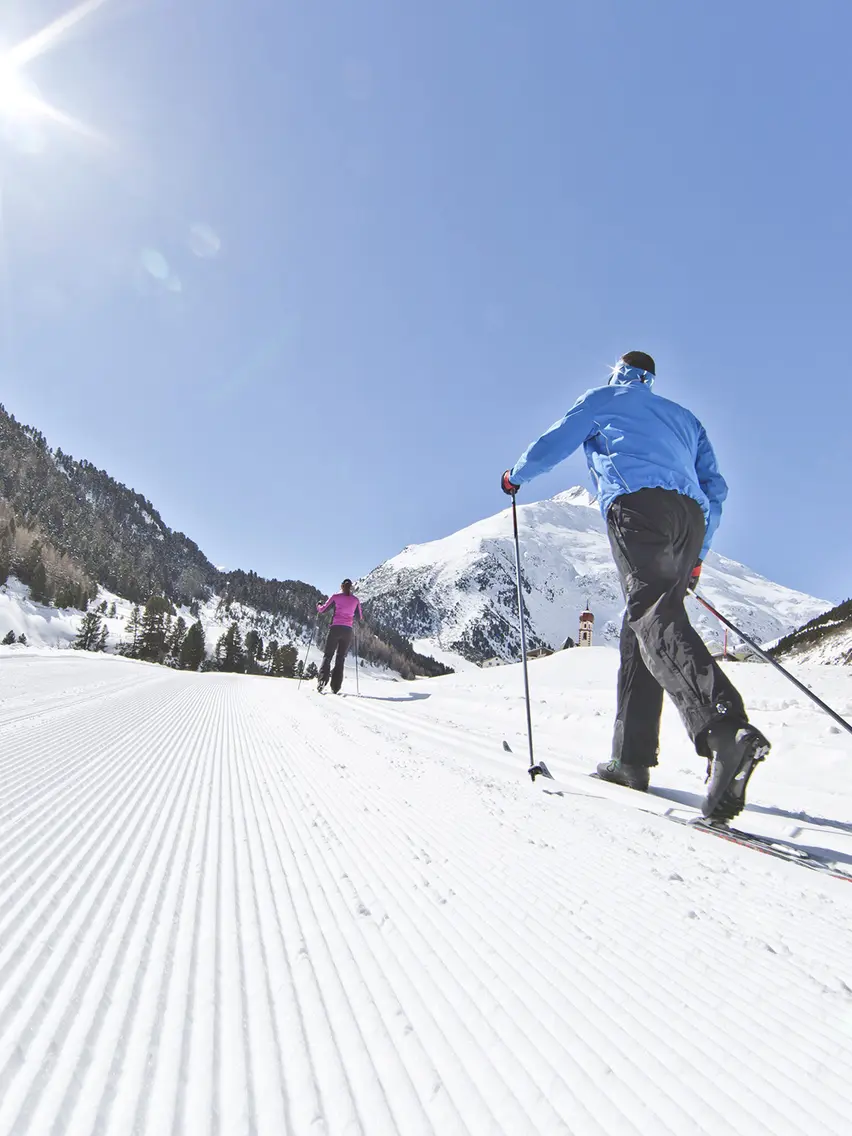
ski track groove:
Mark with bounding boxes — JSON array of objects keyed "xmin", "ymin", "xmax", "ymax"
[
  {"xmin": 0, "ymin": 682, "xmax": 214, "ymax": 1133},
  {"xmin": 270, "ymin": 713, "xmax": 792, "ymax": 1136},
  {"xmin": 346, "ymin": 696, "xmax": 852, "ymax": 1021},
  {"xmin": 235, "ymin": 701, "xmax": 443, "ymax": 1136},
  {"xmin": 1, "ymin": 660, "xmax": 851, "ymax": 1135},
  {"xmin": 341, "ymin": 695, "xmax": 852, "ymax": 981},
  {"xmin": 258, "ymin": 722, "xmax": 634, "ymax": 1135},
  {"xmin": 306, "ymin": 692, "xmax": 852, "ymax": 1135},
  {"xmin": 242, "ymin": 717, "xmax": 473, "ymax": 1134}
]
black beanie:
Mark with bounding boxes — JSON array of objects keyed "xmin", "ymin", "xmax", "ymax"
[{"xmin": 620, "ymin": 350, "xmax": 655, "ymax": 375}]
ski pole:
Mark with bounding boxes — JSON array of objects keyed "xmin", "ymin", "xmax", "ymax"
[
  {"xmin": 510, "ymin": 495, "xmax": 548, "ymax": 780},
  {"xmin": 297, "ymin": 617, "xmax": 317, "ymax": 690},
  {"xmin": 354, "ymin": 628, "xmax": 360, "ymax": 697},
  {"xmin": 692, "ymin": 594, "xmax": 852, "ymax": 737}
]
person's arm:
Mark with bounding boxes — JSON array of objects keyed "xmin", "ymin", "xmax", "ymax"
[
  {"xmin": 355, "ymin": 599, "xmax": 364, "ymax": 622},
  {"xmin": 317, "ymin": 596, "xmax": 334, "ymax": 614},
  {"xmin": 510, "ymin": 388, "xmax": 604, "ymax": 486},
  {"xmin": 695, "ymin": 424, "xmax": 728, "ymax": 559}
]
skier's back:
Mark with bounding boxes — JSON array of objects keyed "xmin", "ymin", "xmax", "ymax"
[
  {"xmin": 502, "ymin": 350, "xmax": 770, "ymax": 822},
  {"xmin": 316, "ymin": 579, "xmax": 363, "ymax": 694}
]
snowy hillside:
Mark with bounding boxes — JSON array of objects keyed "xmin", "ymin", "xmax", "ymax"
[
  {"xmin": 770, "ymin": 598, "xmax": 852, "ymax": 666},
  {"xmin": 0, "ymin": 576, "xmax": 313, "ymax": 659},
  {"xmin": 1, "ymin": 648, "xmax": 851, "ymax": 1135},
  {"xmin": 359, "ymin": 487, "xmax": 831, "ymax": 663}
]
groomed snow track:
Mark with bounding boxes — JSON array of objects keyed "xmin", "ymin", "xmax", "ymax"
[{"xmin": 1, "ymin": 652, "xmax": 852, "ymax": 1135}]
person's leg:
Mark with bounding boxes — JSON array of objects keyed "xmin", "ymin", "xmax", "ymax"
[
  {"xmin": 610, "ymin": 608, "xmax": 664, "ymax": 765},
  {"xmin": 318, "ymin": 629, "xmax": 339, "ymax": 689},
  {"xmin": 607, "ymin": 489, "xmax": 746, "ymax": 751},
  {"xmin": 331, "ymin": 627, "xmax": 353, "ymax": 693},
  {"xmin": 597, "ymin": 610, "xmax": 662, "ymax": 790},
  {"xmin": 607, "ymin": 489, "xmax": 768, "ymax": 819}
]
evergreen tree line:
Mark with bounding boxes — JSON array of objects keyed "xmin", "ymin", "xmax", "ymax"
[
  {"xmin": 770, "ymin": 597, "xmax": 852, "ymax": 660},
  {"xmin": 75, "ymin": 595, "xmax": 300, "ymax": 677}
]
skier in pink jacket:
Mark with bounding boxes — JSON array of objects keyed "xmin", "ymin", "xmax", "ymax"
[{"xmin": 316, "ymin": 579, "xmax": 363, "ymax": 693}]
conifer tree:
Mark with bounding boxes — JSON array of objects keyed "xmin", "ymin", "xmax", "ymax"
[
  {"xmin": 168, "ymin": 616, "xmax": 187, "ymax": 665},
  {"xmin": 122, "ymin": 605, "xmax": 142, "ymax": 657},
  {"xmin": 245, "ymin": 629, "xmax": 262, "ymax": 673},
  {"xmin": 138, "ymin": 596, "xmax": 173, "ymax": 662},
  {"xmin": 269, "ymin": 642, "xmax": 297, "ymax": 678},
  {"xmin": 74, "ymin": 611, "xmax": 104, "ymax": 651},
  {"xmin": 217, "ymin": 622, "xmax": 246, "ymax": 673},
  {"xmin": 178, "ymin": 620, "xmax": 206, "ymax": 671},
  {"xmin": 2, "ymin": 630, "xmax": 16, "ymax": 645}
]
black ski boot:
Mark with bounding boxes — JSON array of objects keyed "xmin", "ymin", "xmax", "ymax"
[
  {"xmin": 316, "ymin": 674, "xmax": 328, "ymax": 694},
  {"xmin": 595, "ymin": 760, "xmax": 650, "ymax": 792},
  {"xmin": 703, "ymin": 724, "xmax": 770, "ymax": 821}
]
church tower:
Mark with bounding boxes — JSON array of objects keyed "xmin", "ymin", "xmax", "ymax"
[{"xmin": 579, "ymin": 605, "xmax": 594, "ymax": 648}]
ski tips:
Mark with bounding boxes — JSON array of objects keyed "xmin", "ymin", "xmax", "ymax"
[
  {"xmin": 502, "ymin": 740, "xmax": 512, "ymax": 752},
  {"xmin": 528, "ymin": 761, "xmax": 553, "ymax": 781}
]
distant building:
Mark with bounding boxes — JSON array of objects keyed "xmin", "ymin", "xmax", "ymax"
[
  {"xmin": 481, "ymin": 657, "xmax": 504, "ymax": 668},
  {"xmin": 528, "ymin": 647, "xmax": 553, "ymax": 660},
  {"xmin": 579, "ymin": 607, "xmax": 594, "ymax": 648},
  {"xmin": 562, "ymin": 636, "xmax": 576, "ymax": 650}
]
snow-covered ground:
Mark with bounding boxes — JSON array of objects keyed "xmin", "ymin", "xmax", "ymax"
[{"xmin": 1, "ymin": 648, "xmax": 851, "ymax": 1135}]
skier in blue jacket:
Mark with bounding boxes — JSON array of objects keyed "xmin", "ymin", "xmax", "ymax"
[{"xmin": 502, "ymin": 350, "xmax": 770, "ymax": 822}]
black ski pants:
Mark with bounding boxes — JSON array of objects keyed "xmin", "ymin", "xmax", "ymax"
[
  {"xmin": 320, "ymin": 625, "xmax": 354, "ymax": 693},
  {"xmin": 607, "ymin": 488, "xmax": 747, "ymax": 767}
]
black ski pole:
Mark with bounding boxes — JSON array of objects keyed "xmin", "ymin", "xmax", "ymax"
[
  {"xmin": 510, "ymin": 495, "xmax": 550, "ymax": 780},
  {"xmin": 297, "ymin": 617, "xmax": 317, "ymax": 690},
  {"xmin": 692, "ymin": 594, "xmax": 852, "ymax": 737},
  {"xmin": 354, "ymin": 628, "xmax": 360, "ymax": 697}
]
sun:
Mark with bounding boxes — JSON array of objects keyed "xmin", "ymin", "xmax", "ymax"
[
  {"xmin": 0, "ymin": 59, "xmax": 46, "ymax": 123},
  {"xmin": 0, "ymin": 0, "xmax": 111, "ymax": 139}
]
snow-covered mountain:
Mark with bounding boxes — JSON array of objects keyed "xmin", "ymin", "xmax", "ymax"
[{"xmin": 359, "ymin": 487, "xmax": 831, "ymax": 664}]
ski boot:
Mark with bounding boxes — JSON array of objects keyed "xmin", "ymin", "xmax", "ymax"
[
  {"xmin": 703, "ymin": 723, "xmax": 770, "ymax": 821},
  {"xmin": 316, "ymin": 674, "xmax": 328, "ymax": 694},
  {"xmin": 595, "ymin": 759, "xmax": 650, "ymax": 792}
]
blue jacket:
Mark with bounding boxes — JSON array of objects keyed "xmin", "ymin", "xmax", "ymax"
[{"xmin": 509, "ymin": 365, "xmax": 727, "ymax": 559}]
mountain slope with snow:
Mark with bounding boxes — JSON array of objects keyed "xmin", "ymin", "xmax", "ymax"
[
  {"xmin": 359, "ymin": 487, "xmax": 831, "ymax": 663},
  {"xmin": 1, "ymin": 649, "xmax": 851, "ymax": 1134},
  {"xmin": 771, "ymin": 598, "xmax": 852, "ymax": 665}
]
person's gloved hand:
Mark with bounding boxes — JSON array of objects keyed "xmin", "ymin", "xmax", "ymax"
[
  {"xmin": 688, "ymin": 561, "xmax": 702, "ymax": 592},
  {"xmin": 501, "ymin": 470, "xmax": 520, "ymax": 496}
]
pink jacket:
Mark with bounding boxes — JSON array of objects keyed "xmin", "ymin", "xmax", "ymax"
[{"xmin": 317, "ymin": 593, "xmax": 363, "ymax": 628}]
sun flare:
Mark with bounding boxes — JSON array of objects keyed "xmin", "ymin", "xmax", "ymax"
[
  {"xmin": 0, "ymin": 0, "xmax": 110, "ymax": 139},
  {"xmin": 0, "ymin": 60, "xmax": 45, "ymax": 122}
]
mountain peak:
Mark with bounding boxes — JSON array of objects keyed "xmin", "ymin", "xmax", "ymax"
[
  {"xmin": 552, "ymin": 485, "xmax": 598, "ymax": 509},
  {"xmin": 359, "ymin": 492, "xmax": 830, "ymax": 665}
]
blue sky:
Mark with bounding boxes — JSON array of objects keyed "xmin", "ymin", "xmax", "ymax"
[{"xmin": 2, "ymin": 0, "xmax": 850, "ymax": 602}]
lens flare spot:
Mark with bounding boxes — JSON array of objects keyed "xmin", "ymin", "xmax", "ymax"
[
  {"xmin": 141, "ymin": 248, "xmax": 169, "ymax": 281},
  {"xmin": 188, "ymin": 223, "xmax": 221, "ymax": 259}
]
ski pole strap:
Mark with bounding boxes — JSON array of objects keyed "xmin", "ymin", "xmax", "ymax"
[{"xmin": 693, "ymin": 595, "xmax": 852, "ymax": 737}]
